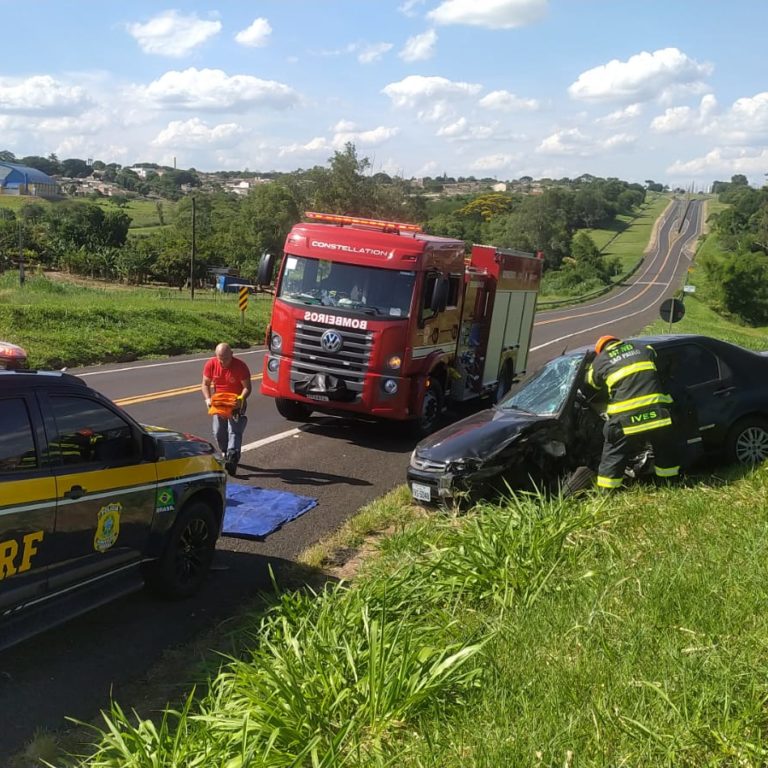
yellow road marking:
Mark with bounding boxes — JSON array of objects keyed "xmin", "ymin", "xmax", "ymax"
[{"xmin": 115, "ymin": 374, "xmax": 263, "ymax": 407}]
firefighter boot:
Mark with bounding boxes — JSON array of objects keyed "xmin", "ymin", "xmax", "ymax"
[{"xmin": 225, "ymin": 449, "xmax": 239, "ymax": 477}]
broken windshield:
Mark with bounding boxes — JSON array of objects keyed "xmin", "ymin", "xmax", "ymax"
[
  {"xmin": 278, "ymin": 255, "xmax": 416, "ymax": 318},
  {"xmin": 500, "ymin": 353, "xmax": 584, "ymax": 416}
]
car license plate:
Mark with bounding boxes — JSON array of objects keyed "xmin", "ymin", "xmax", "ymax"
[{"xmin": 411, "ymin": 482, "xmax": 431, "ymax": 502}]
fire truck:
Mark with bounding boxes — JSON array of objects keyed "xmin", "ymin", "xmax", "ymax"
[{"xmin": 257, "ymin": 212, "xmax": 542, "ymax": 434}]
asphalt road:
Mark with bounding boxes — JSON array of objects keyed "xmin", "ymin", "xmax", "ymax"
[{"xmin": 0, "ymin": 198, "xmax": 702, "ymax": 757}]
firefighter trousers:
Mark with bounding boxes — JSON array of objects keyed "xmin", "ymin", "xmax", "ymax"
[{"xmin": 597, "ymin": 418, "xmax": 680, "ymax": 489}]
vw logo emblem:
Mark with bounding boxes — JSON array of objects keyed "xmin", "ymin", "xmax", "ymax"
[{"xmin": 321, "ymin": 329, "xmax": 343, "ymax": 353}]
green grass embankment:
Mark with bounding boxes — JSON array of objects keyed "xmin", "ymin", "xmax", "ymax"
[{"xmin": 0, "ymin": 273, "xmax": 268, "ymax": 368}]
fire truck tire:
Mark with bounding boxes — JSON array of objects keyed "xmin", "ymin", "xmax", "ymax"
[
  {"xmin": 493, "ymin": 361, "xmax": 514, "ymax": 404},
  {"xmin": 275, "ymin": 397, "xmax": 313, "ymax": 422},
  {"xmin": 413, "ymin": 380, "xmax": 443, "ymax": 437}
]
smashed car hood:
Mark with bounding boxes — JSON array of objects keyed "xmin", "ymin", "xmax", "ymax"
[{"xmin": 415, "ymin": 407, "xmax": 556, "ymax": 463}]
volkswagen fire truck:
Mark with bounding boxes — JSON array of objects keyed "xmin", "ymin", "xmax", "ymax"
[{"xmin": 258, "ymin": 212, "xmax": 542, "ymax": 434}]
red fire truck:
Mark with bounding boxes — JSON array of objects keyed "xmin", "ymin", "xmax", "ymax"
[{"xmin": 257, "ymin": 212, "xmax": 542, "ymax": 434}]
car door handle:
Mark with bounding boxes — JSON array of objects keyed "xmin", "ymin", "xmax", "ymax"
[
  {"xmin": 713, "ymin": 386, "xmax": 736, "ymax": 397},
  {"xmin": 65, "ymin": 485, "xmax": 86, "ymax": 500}
]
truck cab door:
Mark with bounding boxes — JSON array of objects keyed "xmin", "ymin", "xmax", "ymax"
[
  {"xmin": 0, "ymin": 393, "xmax": 55, "ymax": 613},
  {"xmin": 417, "ymin": 272, "xmax": 463, "ymax": 349},
  {"xmin": 40, "ymin": 392, "xmax": 158, "ymax": 592}
]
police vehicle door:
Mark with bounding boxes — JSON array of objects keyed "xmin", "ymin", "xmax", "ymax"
[
  {"xmin": 41, "ymin": 393, "xmax": 157, "ymax": 589},
  {"xmin": 0, "ymin": 393, "xmax": 55, "ymax": 612}
]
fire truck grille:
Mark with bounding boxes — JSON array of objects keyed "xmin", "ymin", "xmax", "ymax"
[{"xmin": 291, "ymin": 321, "xmax": 373, "ymax": 399}]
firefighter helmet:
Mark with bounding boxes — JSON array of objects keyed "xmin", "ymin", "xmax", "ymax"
[{"xmin": 595, "ymin": 335, "xmax": 619, "ymax": 354}]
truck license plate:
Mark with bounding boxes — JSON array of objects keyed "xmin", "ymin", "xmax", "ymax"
[
  {"xmin": 411, "ymin": 482, "xmax": 431, "ymax": 502},
  {"xmin": 308, "ymin": 394, "xmax": 330, "ymax": 401}
]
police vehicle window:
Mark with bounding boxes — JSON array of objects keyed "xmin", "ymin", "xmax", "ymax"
[
  {"xmin": 660, "ymin": 344, "xmax": 719, "ymax": 388},
  {"xmin": 49, "ymin": 396, "xmax": 137, "ymax": 466},
  {"xmin": 0, "ymin": 399, "xmax": 36, "ymax": 473}
]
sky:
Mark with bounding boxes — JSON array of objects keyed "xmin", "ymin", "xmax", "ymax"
[{"xmin": 1, "ymin": 0, "xmax": 767, "ymax": 188}]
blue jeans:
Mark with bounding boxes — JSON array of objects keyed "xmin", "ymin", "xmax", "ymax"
[{"xmin": 212, "ymin": 415, "xmax": 248, "ymax": 462}]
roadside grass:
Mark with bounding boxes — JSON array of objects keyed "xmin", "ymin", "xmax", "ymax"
[
  {"xmin": 0, "ymin": 195, "xmax": 175, "ymax": 229},
  {"xmin": 0, "ymin": 273, "xmax": 270, "ymax": 368},
  {"xmin": 50, "ymin": 465, "xmax": 768, "ymax": 768}
]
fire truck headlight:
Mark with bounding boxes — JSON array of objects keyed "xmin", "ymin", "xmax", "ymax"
[
  {"xmin": 270, "ymin": 332, "xmax": 283, "ymax": 353},
  {"xmin": 267, "ymin": 357, "xmax": 279, "ymax": 373},
  {"xmin": 383, "ymin": 378, "xmax": 398, "ymax": 395},
  {"xmin": 386, "ymin": 355, "xmax": 402, "ymax": 370}
]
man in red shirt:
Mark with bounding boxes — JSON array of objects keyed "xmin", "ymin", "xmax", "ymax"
[{"xmin": 201, "ymin": 343, "xmax": 252, "ymax": 476}]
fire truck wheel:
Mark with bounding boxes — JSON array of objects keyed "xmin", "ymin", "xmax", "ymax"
[
  {"xmin": 413, "ymin": 380, "xmax": 443, "ymax": 437},
  {"xmin": 493, "ymin": 361, "xmax": 514, "ymax": 404},
  {"xmin": 275, "ymin": 397, "xmax": 313, "ymax": 422}
]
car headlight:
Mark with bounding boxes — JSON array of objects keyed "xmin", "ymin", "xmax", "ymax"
[
  {"xmin": 449, "ymin": 458, "xmax": 481, "ymax": 473},
  {"xmin": 270, "ymin": 332, "xmax": 283, "ymax": 353}
]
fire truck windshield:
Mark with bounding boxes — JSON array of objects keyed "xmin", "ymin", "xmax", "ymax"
[{"xmin": 279, "ymin": 256, "xmax": 416, "ymax": 318}]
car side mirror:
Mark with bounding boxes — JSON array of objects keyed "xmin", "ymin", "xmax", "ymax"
[
  {"xmin": 256, "ymin": 252, "xmax": 276, "ymax": 286},
  {"xmin": 142, "ymin": 433, "xmax": 159, "ymax": 462}
]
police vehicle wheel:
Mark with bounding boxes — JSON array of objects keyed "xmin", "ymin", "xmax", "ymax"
[
  {"xmin": 726, "ymin": 417, "xmax": 768, "ymax": 465},
  {"xmin": 150, "ymin": 501, "xmax": 217, "ymax": 599},
  {"xmin": 275, "ymin": 397, "xmax": 313, "ymax": 422}
]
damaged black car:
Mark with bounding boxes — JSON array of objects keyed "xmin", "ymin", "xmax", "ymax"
[{"xmin": 408, "ymin": 334, "xmax": 768, "ymax": 504}]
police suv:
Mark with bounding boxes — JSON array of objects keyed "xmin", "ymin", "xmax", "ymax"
[{"xmin": 0, "ymin": 370, "xmax": 227, "ymax": 650}]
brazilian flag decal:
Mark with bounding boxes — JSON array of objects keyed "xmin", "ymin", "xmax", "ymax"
[{"xmin": 155, "ymin": 487, "xmax": 175, "ymax": 513}]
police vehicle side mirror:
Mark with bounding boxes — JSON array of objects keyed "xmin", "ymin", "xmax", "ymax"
[
  {"xmin": 430, "ymin": 276, "xmax": 449, "ymax": 313},
  {"xmin": 256, "ymin": 252, "xmax": 277, "ymax": 286}
]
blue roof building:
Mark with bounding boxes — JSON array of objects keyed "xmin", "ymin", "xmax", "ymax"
[{"xmin": 0, "ymin": 162, "xmax": 59, "ymax": 198}]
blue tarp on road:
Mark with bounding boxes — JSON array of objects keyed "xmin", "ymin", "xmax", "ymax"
[{"xmin": 223, "ymin": 483, "xmax": 318, "ymax": 539}]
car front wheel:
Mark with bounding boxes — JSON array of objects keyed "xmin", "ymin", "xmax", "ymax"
[
  {"xmin": 726, "ymin": 417, "xmax": 768, "ymax": 465},
  {"xmin": 148, "ymin": 501, "xmax": 217, "ymax": 598}
]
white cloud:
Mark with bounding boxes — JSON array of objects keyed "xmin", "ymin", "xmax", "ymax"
[
  {"xmin": 235, "ymin": 18, "xmax": 272, "ymax": 48},
  {"xmin": 478, "ymin": 89, "xmax": 539, "ymax": 112},
  {"xmin": 399, "ymin": 29, "xmax": 437, "ymax": 62},
  {"xmin": 596, "ymin": 103, "xmax": 643, "ymax": 125},
  {"xmin": 537, "ymin": 128, "xmax": 635, "ymax": 156},
  {"xmin": 382, "ymin": 75, "xmax": 482, "ymax": 121},
  {"xmin": 428, "ymin": 0, "xmax": 548, "ymax": 28},
  {"xmin": 279, "ymin": 124, "xmax": 399, "ymax": 156},
  {"xmin": 399, "ymin": 0, "xmax": 427, "ymax": 17},
  {"xmin": 134, "ymin": 68, "xmax": 301, "ymax": 111},
  {"xmin": 716, "ymin": 91, "xmax": 768, "ymax": 143},
  {"xmin": 470, "ymin": 153, "xmax": 521, "ymax": 171},
  {"xmin": 127, "ymin": 11, "xmax": 221, "ymax": 57},
  {"xmin": 568, "ymin": 47, "xmax": 713, "ymax": 104},
  {"xmin": 667, "ymin": 146, "xmax": 768, "ymax": 181},
  {"xmin": 152, "ymin": 118, "xmax": 243, "ymax": 148},
  {"xmin": 357, "ymin": 42, "xmax": 394, "ymax": 64},
  {"xmin": 436, "ymin": 117, "xmax": 501, "ymax": 140},
  {"xmin": 0, "ymin": 75, "xmax": 90, "ymax": 115},
  {"xmin": 651, "ymin": 94, "xmax": 717, "ymax": 134}
]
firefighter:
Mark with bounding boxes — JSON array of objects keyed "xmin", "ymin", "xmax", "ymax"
[{"xmin": 586, "ymin": 335, "xmax": 680, "ymax": 489}]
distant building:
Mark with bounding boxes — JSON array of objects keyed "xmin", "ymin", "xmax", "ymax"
[{"xmin": 0, "ymin": 162, "xmax": 59, "ymax": 198}]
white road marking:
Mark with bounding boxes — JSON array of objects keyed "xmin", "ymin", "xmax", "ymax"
[{"xmin": 240, "ymin": 427, "xmax": 302, "ymax": 452}]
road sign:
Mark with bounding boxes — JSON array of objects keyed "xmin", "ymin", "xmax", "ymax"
[
  {"xmin": 238, "ymin": 287, "xmax": 248, "ymax": 312},
  {"xmin": 660, "ymin": 297, "xmax": 685, "ymax": 324},
  {"xmin": 683, "ymin": 284, "xmax": 696, "ymax": 294}
]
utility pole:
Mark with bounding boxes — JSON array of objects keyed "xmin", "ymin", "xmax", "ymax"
[
  {"xmin": 190, "ymin": 196, "xmax": 196, "ymax": 300},
  {"xmin": 17, "ymin": 219, "xmax": 25, "ymax": 287}
]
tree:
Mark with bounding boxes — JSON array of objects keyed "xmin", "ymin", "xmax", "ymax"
[
  {"xmin": 60, "ymin": 158, "xmax": 91, "ymax": 178},
  {"xmin": 0, "ymin": 150, "xmax": 16, "ymax": 162},
  {"xmin": 720, "ymin": 252, "xmax": 768, "ymax": 324},
  {"xmin": 19, "ymin": 155, "xmax": 60, "ymax": 176}
]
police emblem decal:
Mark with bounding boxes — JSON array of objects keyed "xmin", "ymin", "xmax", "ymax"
[{"xmin": 94, "ymin": 502, "xmax": 122, "ymax": 552}]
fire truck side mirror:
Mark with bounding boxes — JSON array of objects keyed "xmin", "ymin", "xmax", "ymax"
[
  {"xmin": 256, "ymin": 252, "xmax": 276, "ymax": 286},
  {"xmin": 430, "ymin": 275, "xmax": 449, "ymax": 313}
]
